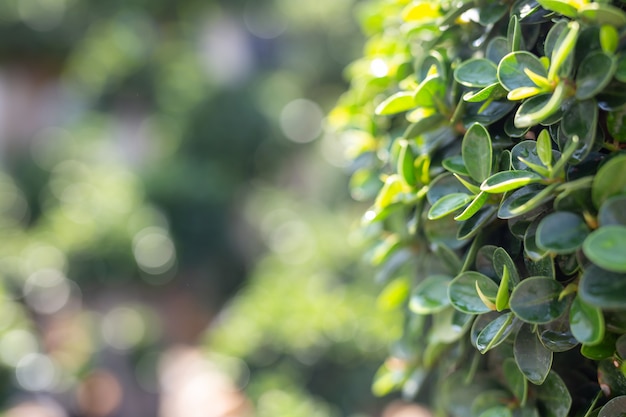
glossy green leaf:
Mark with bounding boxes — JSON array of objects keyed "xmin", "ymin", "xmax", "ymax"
[
  {"xmin": 498, "ymin": 51, "xmax": 547, "ymax": 91},
  {"xmin": 377, "ymin": 277, "xmax": 410, "ymax": 311},
  {"xmin": 576, "ymin": 52, "xmax": 616, "ymax": 100},
  {"xmin": 375, "ymin": 91, "xmax": 415, "ymax": 115},
  {"xmin": 510, "ymin": 277, "xmax": 568, "ymax": 324},
  {"xmin": 600, "ymin": 24, "xmax": 619, "ymax": 54},
  {"xmin": 570, "ymin": 294, "xmax": 604, "ymax": 345},
  {"xmin": 592, "ymin": 154, "xmax": 626, "ymax": 209},
  {"xmin": 507, "ymin": 14, "xmax": 523, "ymax": 52},
  {"xmin": 493, "ymin": 247, "xmax": 520, "ymax": 286},
  {"xmin": 544, "ymin": 20, "xmax": 569, "ymax": 58},
  {"xmin": 476, "ymin": 313, "xmax": 516, "ymax": 353},
  {"xmin": 409, "ymin": 275, "xmax": 452, "ymax": 314},
  {"xmin": 479, "ymin": 406, "xmax": 513, "ymax": 417},
  {"xmin": 481, "ymin": 170, "xmax": 543, "ymax": 194},
  {"xmin": 578, "ymin": 2, "xmax": 626, "ymax": 27},
  {"xmin": 536, "ymin": 0, "xmax": 577, "ymax": 18},
  {"xmin": 487, "ymin": 36, "xmax": 509, "ymax": 63},
  {"xmin": 427, "ymin": 174, "xmax": 467, "ymax": 205},
  {"xmin": 607, "ymin": 107, "xmax": 626, "ymax": 143},
  {"xmin": 525, "ymin": 255, "xmax": 555, "ymax": 280},
  {"xmin": 404, "ymin": 113, "xmax": 447, "ymax": 139},
  {"xmin": 471, "ymin": 389, "xmax": 513, "ymax": 417},
  {"xmin": 463, "ymin": 123, "xmax": 493, "ymax": 183},
  {"xmin": 524, "ymin": 215, "xmax": 549, "ymax": 261},
  {"xmin": 455, "ymin": 191, "xmax": 489, "ymax": 221},
  {"xmin": 498, "ymin": 184, "xmax": 549, "ymax": 220},
  {"xmin": 584, "ymin": 226, "xmax": 626, "ymax": 272},
  {"xmin": 454, "ymin": 58, "xmax": 498, "ymax": 88},
  {"xmin": 455, "ymin": 173, "xmax": 482, "ymax": 195},
  {"xmin": 514, "ymin": 83, "xmax": 567, "ymax": 128},
  {"xmin": 598, "ymin": 195, "xmax": 626, "ymax": 226},
  {"xmin": 414, "ymin": 74, "xmax": 446, "ymax": 108},
  {"xmin": 537, "ymin": 129, "xmax": 553, "ymax": 167},
  {"xmin": 599, "ymin": 396, "xmax": 626, "ymax": 417},
  {"xmin": 536, "ymin": 371, "xmax": 572, "ymax": 417},
  {"xmin": 511, "ymin": 141, "xmax": 544, "ymax": 172},
  {"xmin": 548, "ymin": 21, "xmax": 579, "ymax": 80},
  {"xmin": 503, "ymin": 357, "xmax": 527, "ymax": 404},
  {"xmin": 536, "ymin": 211, "xmax": 590, "ymax": 254},
  {"xmin": 581, "ymin": 332, "xmax": 618, "ymax": 360},
  {"xmin": 449, "ymin": 271, "xmax": 499, "ymax": 314},
  {"xmin": 397, "ymin": 140, "xmax": 416, "ymax": 186},
  {"xmin": 428, "ymin": 193, "xmax": 472, "ymax": 220},
  {"xmin": 579, "ymin": 264, "xmax": 626, "ymax": 309},
  {"xmin": 463, "ymin": 83, "xmax": 507, "ymax": 103},
  {"xmin": 442, "ymin": 155, "xmax": 470, "ymax": 177},
  {"xmin": 457, "ymin": 206, "xmax": 497, "ymax": 240},
  {"xmin": 560, "ymin": 99, "xmax": 598, "ymax": 163},
  {"xmin": 515, "ymin": 323, "xmax": 553, "ymax": 384},
  {"xmin": 495, "ymin": 267, "xmax": 510, "ymax": 311}
]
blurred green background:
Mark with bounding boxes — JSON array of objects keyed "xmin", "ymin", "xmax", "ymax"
[{"xmin": 0, "ymin": 0, "xmax": 406, "ymax": 416}]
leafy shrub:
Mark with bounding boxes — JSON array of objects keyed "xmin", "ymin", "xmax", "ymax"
[{"xmin": 330, "ymin": 0, "xmax": 626, "ymax": 415}]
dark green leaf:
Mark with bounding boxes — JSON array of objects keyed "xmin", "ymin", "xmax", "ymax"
[
  {"xmin": 503, "ymin": 357, "xmax": 527, "ymax": 404},
  {"xmin": 510, "ymin": 277, "xmax": 568, "ymax": 324},
  {"xmin": 427, "ymin": 174, "xmax": 467, "ymax": 204},
  {"xmin": 599, "ymin": 396, "xmax": 626, "ymax": 417},
  {"xmin": 498, "ymin": 51, "xmax": 547, "ymax": 91},
  {"xmin": 616, "ymin": 56, "xmax": 626, "ymax": 83},
  {"xmin": 583, "ymin": 225, "xmax": 626, "ymax": 273},
  {"xmin": 592, "ymin": 154, "xmax": 626, "ymax": 209},
  {"xmin": 442, "ymin": 155, "xmax": 470, "ymax": 176},
  {"xmin": 560, "ymin": 99, "xmax": 598, "ymax": 163},
  {"xmin": 524, "ymin": 215, "xmax": 549, "ymax": 261},
  {"xmin": 536, "ymin": 211, "xmax": 590, "ymax": 254},
  {"xmin": 409, "ymin": 275, "xmax": 452, "ymax": 314},
  {"xmin": 493, "ymin": 247, "xmax": 520, "ymax": 286},
  {"xmin": 581, "ymin": 332, "xmax": 618, "ymax": 360},
  {"xmin": 487, "ymin": 36, "xmax": 509, "ymax": 63},
  {"xmin": 579, "ymin": 264, "xmax": 626, "ymax": 309},
  {"xmin": 536, "ymin": 371, "xmax": 572, "ymax": 417},
  {"xmin": 515, "ymin": 323, "xmax": 553, "ymax": 384},
  {"xmin": 476, "ymin": 312, "xmax": 516, "ymax": 353},
  {"xmin": 607, "ymin": 107, "xmax": 626, "ymax": 143},
  {"xmin": 598, "ymin": 195, "xmax": 626, "ymax": 226},
  {"xmin": 481, "ymin": 170, "xmax": 544, "ymax": 194},
  {"xmin": 455, "ymin": 59, "xmax": 499, "ymax": 88},
  {"xmin": 479, "ymin": 406, "xmax": 513, "ymax": 417},
  {"xmin": 507, "ymin": 14, "xmax": 524, "ymax": 52},
  {"xmin": 457, "ymin": 206, "xmax": 498, "ymax": 240},
  {"xmin": 449, "ymin": 271, "xmax": 499, "ymax": 314},
  {"xmin": 576, "ymin": 51, "xmax": 616, "ymax": 100},
  {"xmin": 414, "ymin": 75, "xmax": 446, "ymax": 108},
  {"xmin": 463, "ymin": 123, "xmax": 493, "ymax": 183},
  {"xmin": 570, "ymin": 294, "xmax": 605, "ymax": 345},
  {"xmin": 498, "ymin": 184, "xmax": 550, "ymax": 220},
  {"xmin": 455, "ymin": 191, "xmax": 489, "ymax": 221},
  {"xmin": 375, "ymin": 91, "xmax": 415, "ymax": 115}
]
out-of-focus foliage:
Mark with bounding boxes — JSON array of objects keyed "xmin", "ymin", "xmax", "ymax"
[
  {"xmin": 208, "ymin": 177, "xmax": 402, "ymax": 416},
  {"xmin": 330, "ymin": 0, "xmax": 626, "ymax": 416},
  {"xmin": 0, "ymin": 0, "xmax": 380, "ymax": 415}
]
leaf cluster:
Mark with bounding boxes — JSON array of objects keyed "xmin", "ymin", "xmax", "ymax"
[{"xmin": 330, "ymin": 0, "xmax": 626, "ymax": 416}]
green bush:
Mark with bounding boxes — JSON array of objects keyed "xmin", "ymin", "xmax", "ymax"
[{"xmin": 330, "ymin": 0, "xmax": 626, "ymax": 416}]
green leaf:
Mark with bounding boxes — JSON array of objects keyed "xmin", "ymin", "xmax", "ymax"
[
  {"xmin": 581, "ymin": 332, "xmax": 618, "ymax": 360},
  {"xmin": 498, "ymin": 184, "xmax": 549, "ymax": 220},
  {"xmin": 476, "ymin": 312, "xmax": 516, "ymax": 353},
  {"xmin": 507, "ymin": 14, "xmax": 523, "ymax": 52},
  {"xmin": 536, "ymin": 371, "xmax": 572, "ymax": 417},
  {"xmin": 455, "ymin": 191, "xmax": 489, "ymax": 221},
  {"xmin": 599, "ymin": 396, "xmax": 626, "ymax": 417},
  {"xmin": 503, "ymin": 357, "xmax": 528, "ymax": 404},
  {"xmin": 377, "ymin": 277, "xmax": 410, "ymax": 311},
  {"xmin": 414, "ymin": 74, "xmax": 446, "ymax": 108},
  {"xmin": 498, "ymin": 51, "xmax": 548, "ymax": 91},
  {"xmin": 493, "ymin": 247, "xmax": 520, "ymax": 286},
  {"xmin": 510, "ymin": 277, "xmax": 568, "ymax": 324},
  {"xmin": 375, "ymin": 91, "xmax": 415, "ymax": 115},
  {"xmin": 598, "ymin": 195, "xmax": 626, "ymax": 226},
  {"xmin": 607, "ymin": 107, "xmax": 626, "ymax": 143},
  {"xmin": 428, "ymin": 193, "xmax": 472, "ymax": 220},
  {"xmin": 548, "ymin": 21, "xmax": 579, "ymax": 80},
  {"xmin": 536, "ymin": 211, "xmax": 590, "ymax": 254},
  {"xmin": 583, "ymin": 226, "xmax": 626, "ymax": 273},
  {"xmin": 442, "ymin": 155, "xmax": 470, "ymax": 177},
  {"xmin": 487, "ymin": 36, "xmax": 510, "ymax": 63},
  {"xmin": 576, "ymin": 51, "xmax": 616, "ymax": 100},
  {"xmin": 514, "ymin": 83, "xmax": 567, "ymax": 128},
  {"xmin": 457, "ymin": 206, "xmax": 498, "ymax": 240},
  {"xmin": 496, "ymin": 267, "xmax": 511, "ymax": 311},
  {"xmin": 616, "ymin": 56, "xmax": 626, "ymax": 83},
  {"xmin": 454, "ymin": 58, "xmax": 498, "ymax": 88},
  {"xmin": 409, "ymin": 275, "xmax": 452, "ymax": 314},
  {"xmin": 449, "ymin": 271, "xmax": 500, "ymax": 314},
  {"xmin": 397, "ymin": 140, "xmax": 416, "ymax": 186},
  {"xmin": 592, "ymin": 154, "xmax": 626, "ymax": 209},
  {"xmin": 536, "ymin": 0, "xmax": 578, "ymax": 18},
  {"xmin": 579, "ymin": 264, "xmax": 626, "ymax": 309},
  {"xmin": 481, "ymin": 170, "xmax": 543, "ymax": 194},
  {"xmin": 570, "ymin": 294, "xmax": 605, "ymax": 345},
  {"xmin": 578, "ymin": 2, "xmax": 626, "ymax": 27},
  {"xmin": 514, "ymin": 323, "xmax": 553, "ymax": 384},
  {"xmin": 404, "ymin": 113, "xmax": 447, "ymax": 139},
  {"xmin": 537, "ymin": 129, "xmax": 553, "ymax": 167},
  {"xmin": 463, "ymin": 123, "xmax": 493, "ymax": 183},
  {"xmin": 463, "ymin": 83, "xmax": 507, "ymax": 103},
  {"xmin": 479, "ymin": 406, "xmax": 513, "ymax": 417},
  {"xmin": 524, "ymin": 215, "xmax": 549, "ymax": 261},
  {"xmin": 560, "ymin": 99, "xmax": 598, "ymax": 163},
  {"xmin": 427, "ymin": 174, "xmax": 467, "ymax": 205},
  {"xmin": 600, "ymin": 24, "xmax": 619, "ymax": 54}
]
